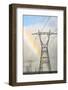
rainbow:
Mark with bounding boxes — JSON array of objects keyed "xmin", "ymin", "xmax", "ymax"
[{"xmin": 23, "ymin": 29, "xmax": 40, "ymax": 57}]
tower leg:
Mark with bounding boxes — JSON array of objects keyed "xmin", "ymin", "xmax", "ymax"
[
  {"xmin": 47, "ymin": 47, "xmax": 51, "ymax": 71},
  {"xmin": 39, "ymin": 50, "xmax": 43, "ymax": 71},
  {"xmin": 39, "ymin": 47, "xmax": 51, "ymax": 72}
]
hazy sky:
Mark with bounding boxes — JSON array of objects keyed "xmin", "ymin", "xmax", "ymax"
[
  {"xmin": 23, "ymin": 15, "xmax": 57, "ymax": 72},
  {"xmin": 23, "ymin": 15, "xmax": 57, "ymax": 31}
]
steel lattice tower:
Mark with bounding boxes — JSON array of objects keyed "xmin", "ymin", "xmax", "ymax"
[{"xmin": 32, "ymin": 30, "xmax": 57, "ymax": 72}]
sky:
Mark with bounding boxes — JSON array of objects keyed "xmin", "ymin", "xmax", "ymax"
[
  {"xmin": 23, "ymin": 15, "xmax": 58, "ymax": 31},
  {"xmin": 23, "ymin": 15, "xmax": 49, "ymax": 26},
  {"xmin": 23, "ymin": 15, "xmax": 57, "ymax": 72}
]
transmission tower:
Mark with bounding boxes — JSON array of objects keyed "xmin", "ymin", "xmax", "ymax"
[{"xmin": 32, "ymin": 30, "xmax": 57, "ymax": 72}]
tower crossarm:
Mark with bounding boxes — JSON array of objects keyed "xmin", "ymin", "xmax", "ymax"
[{"xmin": 32, "ymin": 32, "xmax": 57, "ymax": 35}]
